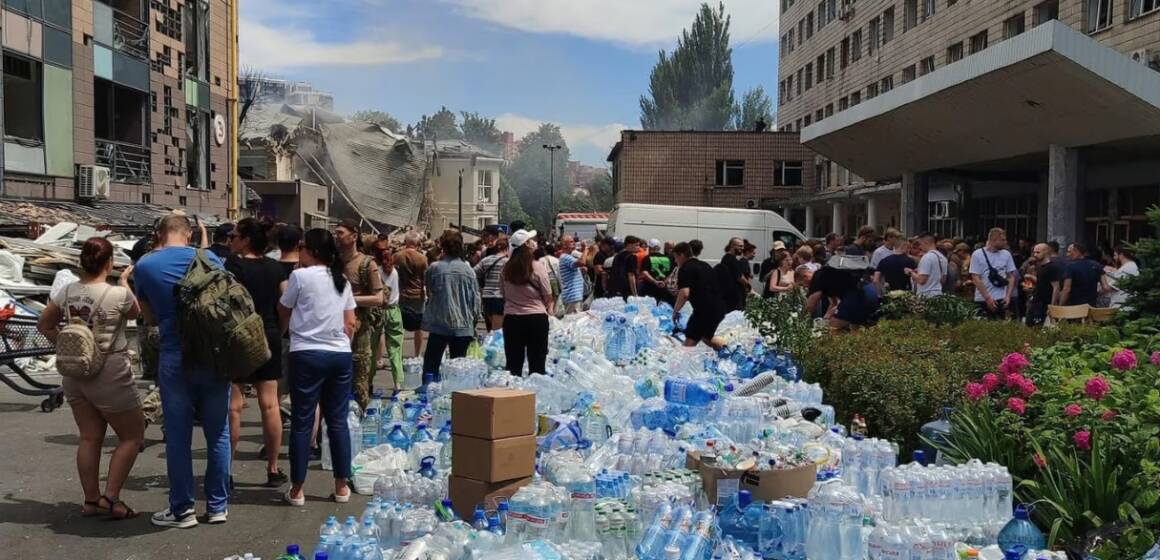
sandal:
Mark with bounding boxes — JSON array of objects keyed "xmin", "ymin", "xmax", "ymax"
[
  {"xmin": 82, "ymin": 498, "xmax": 104, "ymax": 517},
  {"xmin": 104, "ymin": 497, "xmax": 138, "ymax": 520}
]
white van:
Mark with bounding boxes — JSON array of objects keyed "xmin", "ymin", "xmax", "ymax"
[{"xmin": 607, "ymin": 203, "xmax": 807, "ymax": 290}]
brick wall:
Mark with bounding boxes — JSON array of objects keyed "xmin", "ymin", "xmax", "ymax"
[{"xmin": 611, "ymin": 131, "xmax": 817, "ymax": 209}]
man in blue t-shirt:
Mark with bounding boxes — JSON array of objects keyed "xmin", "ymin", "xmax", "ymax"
[
  {"xmin": 1060, "ymin": 243, "xmax": 1109, "ymax": 306},
  {"xmin": 557, "ymin": 235, "xmax": 586, "ymax": 313},
  {"xmin": 132, "ymin": 214, "xmax": 231, "ymax": 528}
]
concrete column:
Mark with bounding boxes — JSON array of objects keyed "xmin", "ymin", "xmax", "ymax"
[
  {"xmin": 804, "ymin": 206, "xmax": 815, "ymax": 237},
  {"xmin": 901, "ymin": 172, "xmax": 927, "ymax": 235},
  {"xmin": 866, "ymin": 197, "xmax": 879, "ymax": 230},
  {"xmin": 1047, "ymin": 144, "xmax": 1080, "ymax": 245},
  {"xmin": 832, "ymin": 202, "xmax": 846, "ymax": 236}
]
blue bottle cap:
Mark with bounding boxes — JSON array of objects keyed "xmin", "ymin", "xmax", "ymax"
[
  {"xmin": 287, "ymin": 544, "xmax": 300, "ymax": 554},
  {"xmin": 913, "ymin": 450, "xmax": 926, "ymax": 464},
  {"xmin": 1014, "ymin": 504, "xmax": 1030, "ymax": 520},
  {"xmin": 314, "ymin": 553, "xmax": 328, "ymax": 560},
  {"xmin": 498, "ymin": 501, "xmax": 509, "ymax": 511},
  {"xmin": 738, "ymin": 490, "xmax": 752, "ymax": 507}
]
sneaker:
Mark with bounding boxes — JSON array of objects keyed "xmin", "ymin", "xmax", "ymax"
[
  {"xmin": 207, "ymin": 510, "xmax": 228, "ymax": 524},
  {"xmin": 265, "ymin": 469, "xmax": 289, "ymax": 488},
  {"xmin": 151, "ymin": 507, "xmax": 198, "ymax": 529}
]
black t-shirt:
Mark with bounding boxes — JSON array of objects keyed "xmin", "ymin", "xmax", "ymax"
[
  {"xmin": 877, "ymin": 254, "xmax": 914, "ymax": 292},
  {"xmin": 606, "ymin": 249, "xmax": 638, "ymax": 297},
  {"xmin": 715, "ymin": 253, "xmax": 747, "ymax": 308},
  {"xmin": 278, "ymin": 260, "xmax": 297, "ymax": 281},
  {"xmin": 1034, "ymin": 259, "xmax": 1063, "ymax": 304},
  {"xmin": 209, "ymin": 243, "xmax": 231, "ymax": 261},
  {"xmin": 678, "ymin": 259, "xmax": 724, "ymax": 318},
  {"xmin": 1065, "ymin": 258, "xmax": 1104, "ymax": 306},
  {"xmin": 226, "ymin": 256, "xmax": 285, "ymax": 328},
  {"xmin": 809, "ymin": 266, "xmax": 859, "ymax": 299}
]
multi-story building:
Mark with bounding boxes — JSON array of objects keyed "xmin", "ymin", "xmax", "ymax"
[
  {"xmin": 778, "ymin": 0, "xmax": 1160, "ymax": 245},
  {"xmin": 607, "ymin": 130, "xmax": 816, "ymax": 215},
  {"xmin": 427, "ymin": 139, "xmax": 502, "ymax": 233},
  {"xmin": 1, "ymin": 0, "xmax": 238, "ymax": 218}
]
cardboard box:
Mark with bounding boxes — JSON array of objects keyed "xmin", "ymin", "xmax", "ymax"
[
  {"xmin": 448, "ymin": 475, "xmax": 532, "ymax": 520},
  {"xmin": 687, "ymin": 451, "xmax": 817, "ymax": 505},
  {"xmin": 452, "ymin": 434, "xmax": 537, "ymax": 482},
  {"xmin": 452, "ymin": 388, "xmax": 536, "ymax": 439}
]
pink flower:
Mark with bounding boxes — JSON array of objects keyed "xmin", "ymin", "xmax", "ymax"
[
  {"xmin": 1151, "ymin": 351, "xmax": 1160, "ymax": 366},
  {"xmin": 1007, "ymin": 397, "xmax": 1027, "ymax": 416},
  {"xmin": 1073, "ymin": 430, "xmax": 1092, "ymax": 451},
  {"xmin": 1064, "ymin": 403, "xmax": 1083, "ymax": 417},
  {"xmin": 1032, "ymin": 453, "xmax": 1047, "ymax": 469},
  {"xmin": 1018, "ymin": 378, "xmax": 1038, "ymax": 398},
  {"xmin": 1084, "ymin": 376, "xmax": 1111, "ymax": 401},
  {"xmin": 1101, "ymin": 409, "xmax": 1117, "ymax": 422},
  {"xmin": 981, "ymin": 373, "xmax": 1001, "ymax": 392},
  {"xmin": 1005, "ymin": 372, "xmax": 1028, "ymax": 390},
  {"xmin": 999, "ymin": 352, "xmax": 1032, "ymax": 376},
  {"xmin": 965, "ymin": 382, "xmax": 988, "ymax": 402},
  {"xmin": 1111, "ymin": 349, "xmax": 1138, "ymax": 371}
]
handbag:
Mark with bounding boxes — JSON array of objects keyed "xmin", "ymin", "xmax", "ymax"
[{"xmin": 980, "ymin": 249, "xmax": 1009, "ymax": 289}]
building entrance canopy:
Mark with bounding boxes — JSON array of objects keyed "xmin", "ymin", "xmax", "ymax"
[{"xmin": 801, "ymin": 21, "xmax": 1160, "ymax": 180}]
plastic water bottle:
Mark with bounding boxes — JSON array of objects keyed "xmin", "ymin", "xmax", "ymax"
[
  {"xmin": 385, "ymin": 424, "xmax": 411, "ymax": 451},
  {"xmin": 410, "ymin": 423, "xmax": 433, "ymax": 445},
  {"xmin": 472, "ymin": 506, "xmax": 489, "ymax": 531},
  {"xmin": 278, "ymin": 544, "xmax": 305, "ymax": 560},
  {"xmin": 310, "ymin": 538, "xmax": 329, "ymax": 560},
  {"xmin": 662, "ymin": 378, "xmax": 720, "ymax": 407},
  {"xmin": 320, "ymin": 515, "xmax": 340, "ymax": 540},
  {"xmin": 997, "ymin": 505, "xmax": 1046, "ymax": 551},
  {"xmin": 347, "ymin": 397, "xmax": 363, "ymax": 458},
  {"xmin": 361, "ymin": 409, "xmax": 379, "ymax": 450},
  {"xmin": 359, "ymin": 518, "xmax": 380, "ymax": 543},
  {"xmin": 435, "ymin": 421, "xmax": 452, "ymax": 443},
  {"xmin": 580, "ymin": 405, "xmax": 612, "ymax": 446}
]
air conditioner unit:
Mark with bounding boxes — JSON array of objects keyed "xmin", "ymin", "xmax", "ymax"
[
  {"xmin": 745, "ymin": 199, "xmax": 760, "ymax": 209},
  {"xmin": 77, "ymin": 165, "xmax": 111, "ymax": 201},
  {"xmin": 1130, "ymin": 48, "xmax": 1159, "ymax": 68}
]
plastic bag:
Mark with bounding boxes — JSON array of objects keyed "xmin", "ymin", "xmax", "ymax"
[
  {"xmin": 50, "ymin": 269, "xmax": 80, "ymax": 301},
  {"xmin": 351, "ymin": 444, "xmax": 409, "ymax": 494},
  {"xmin": 466, "ymin": 338, "xmax": 484, "ymax": 360}
]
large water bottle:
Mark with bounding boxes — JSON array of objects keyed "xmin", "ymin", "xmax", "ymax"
[
  {"xmin": 358, "ymin": 518, "xmax": 380, "ymax": 543},
  {"xmin": 361, "ymin": 409, "xmax": 379, "ymax": 450},
  {"xmin": 680, "ymin": 510, "xmax": 714, "ymax": 560},
  {"xmin": 997, "ymin": 505, "xmax": 1046, "ymax": 551},
  {"xmin": 385, "ymin": 424, "xmax": 411, "ymax": 451},
  {"xmin": 580, "ymin": 405, "xmax": 612, "ymax": 446},
  {"xmin": 410, "ymin": 423, "xmax": 433, "ymax": 445},
  {"xmin": 662, "ymin": 378, "xmax": 720, "ymax": 407},
  {"xmin": 347, "ymin": 397, "xmax": 363, "ymax": 459},
  {"xmin": 634, "ymin": 501, "xmax": 673, "ymax": 559},
  {"xmin": 568, "ymin": 472, "xmax": 597, "ymax": 541}
]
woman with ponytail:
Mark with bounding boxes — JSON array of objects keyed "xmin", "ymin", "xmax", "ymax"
[{"xmin": 277, "ymin": 228, "xmax": 356, "ymax": 506}]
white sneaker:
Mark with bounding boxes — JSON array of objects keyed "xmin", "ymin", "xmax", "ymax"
[
  {"xmin": 283, "ymin": 489, "xmax": 305, "ymax": 507},
  {"xmin": 151, "ymin": 507, "xmax": 198, "ymax": 528},
  {"xmin": 207, "ymin": 510, "xmax": 228, "ymax": 524}
]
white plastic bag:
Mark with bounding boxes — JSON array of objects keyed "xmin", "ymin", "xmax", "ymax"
[
  {"xmin": 351, "ymin": 444, "xmax": 408, "ymax": 494},
  {"xmin": 50, "ymin": 269, "xmax": 80, "ymax": 301}
]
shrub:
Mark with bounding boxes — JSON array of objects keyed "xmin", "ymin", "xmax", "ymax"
[
  {"xmin": 878, "ymin": 291, "xmax": 979, "ymax": 325},
  {"xmin": 744, "ymin": 291, "xmax": 819, "ymax": 359},
  {"xmin": 1118, "ymin": 205, "xmax": 1160, "ymax": 318}
]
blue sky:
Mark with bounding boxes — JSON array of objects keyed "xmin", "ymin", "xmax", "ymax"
[{"xmin": 240, "ymin": 0, "xmax": 780, "ymax": 164}]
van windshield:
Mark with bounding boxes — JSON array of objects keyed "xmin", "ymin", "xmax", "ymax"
[{"xmin": 773, "ymin": 230, "xmax": 800, "ymax": 247}]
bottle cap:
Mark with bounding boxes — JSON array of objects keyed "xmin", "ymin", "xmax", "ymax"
[
  {"xmin": 1014, "ymin": 504, "xmax": 1030, "ymax": 520},
  {"xmin": 287, "ymin": 545, "xmax": 300, "ymax": 555},
  {"xmin": 738, "ymin": 490, "xmax": 752, "ymax": 507},
  {"xmin": 314, "ymin": 553, "xmax": 328, "ymax": 560},
  {"xmin": 913, "ymin": 449, "xmax": 926, "ymax": 464}
]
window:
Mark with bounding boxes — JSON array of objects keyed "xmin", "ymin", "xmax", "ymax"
[
  {"xmin": 94, "ymin": 79, "xmax": 148, "ymax": 145},
  {"xmin": 141, "ymin": 193, "xmax": 151, "ymax": 204},
  {"xmin": 851, "ymin": 29, "xmax": 863, "ymax": 61},
  {"xmin": 969, "ymin": 30, "xmax": 989, "ymax": 53},
  {"xmin": 851, "ymin": 91, "xmax": 862, "ymax": 105},
  {"xmin": 824, "ymin": 103, "xmax": 834, "ymax": 117},
  {"xmin": 826, "ymin": 47, "xmax": 836, "ymax": 78},
  {"xmin": 841, "ymin": 37, "xmax": 850, "ymax": 69},
  {"xmin": 798, "ymin": 20, "xmax": 804, "ymax": 45},
  {"xmin": 179, "ymin": 195, "xmax": 188, "ymax": 206},
  {"xmin": 1086, "ymin": 0, "xmax": 1112, "ymax": 32},
  {"xmin": 867, "ymin": 82, "xmax": 880, "ymax": 99},
  {"xmin": 477, "ymin": 170, "xmax": 494, "ymax": 203},
  {"xmin": 920, "ymin": 55, "xmax": 936, "ymax": 75},
  {"xmin": 1130, "ymin": 0, "xmax": 1159, "ymax": 17},
  {"xmin": 183, "ymin": 0, "xmax": 209, "ymax": 80},
  {"xmin": 1003, "ymin": 13, "xmax": 1026, "ymax": 38},
  {"xmin": 818, "ymin": 1, "xmax": 828, "ymax": 28},
  {"xmin": 947, "ymin": 42, "xmax": 964, "ymax": 63},
  {"xmin": 881, "ymin": 75, "xmax": 894, "ymax": 92},
  {"xmin": 788, "ymin": 29, "xmax": 795, "ymax": 51},
  {"xmin": 902, "ymin": 64, "xmax": 917, "ymax": 83},
  {"xmin": 317, "ymin": 199, "xmax": 326, "ymax": 213},
  {"xmin": 883, "ymin": 8, "xmax": 896, "ymax": 42},
  {"xmin": 1034, "ymin": 0, "xmax": 1060, "ymax": 24},
  {"xmin": 868, "ymin": 17, "xmax": 880, "ymax": 55},
  {"xmin": 839, "ymin": 96, "xmax": 849, "ymax": 111},
  {"xmin": 804, "ymin": 114, "xmax": 812, "ymax": 126},
  {"xmin": 922, "ymin": 0, "xmax": 936, "ymax": 21},
  {"xmin": 817, "ymin": 55, "xmax": 826, "ymax": 81},
  {"xmin": 782, "ymin": 0, "xmax": 789, "ymax": 13},
  {"xmin": 806, "ymin": 12, "xmax": 814, "ymax": 39},
  {"xmin": 775, "ymin": 161, "xmax": 804, "ymax": 186},
  {"xmin": 904, "ymin": 0, "xmax": 918, "ymax": 31},
  {"xmin": 796, "ymin": 69, "xmax": 803, "ymax": 95},
  {"xmin": 805, "ymin": 63, "xmax": 813, "ymax": 90},
  {"xmin": 3, "ymin": 54, "xmax": 43, "ymax": 142},
  {"xmin": 815, "ymin": 109, "xmax": 824, "ymax": 122},
  {"xmin": 186, "ymin": 108, "xmax": 211, "ymax": 189},
  {"xmin": 795, "ymin": 118, "xmax": 802, "ymax": 130},
  {"xmin": 828, "ymin": 0, "xmax": 837, "ymax": 21},
  {"xmin": 715, "ymin": 160, "xmax": 745, "ymax": 187}
]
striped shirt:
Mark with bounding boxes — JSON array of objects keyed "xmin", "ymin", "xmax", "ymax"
[
  {"xmin": 559, "ymin": 253, "xmax": 585, "ymax": 304},
  {"xmin": 474, "ymin": 254, "xmax": 508, "ymax": 299}
]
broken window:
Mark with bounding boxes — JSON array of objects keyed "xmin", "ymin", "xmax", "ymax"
[
  {"xmin": 95, "ymin": 79, "xmax": 148, "ymax": 145},
  {"xmin": 3, "ymin": 54, "xmax": 44, "ymax": 142},
  {"xmin": 186, "ymin": 108, "xmax": 211, "ymax": 190},
  {"xmin": 183, "ymin": 0, "xmax": 209, "ymax": 80},
  {"xmin": 920, "ymin": 55, "xmax": 936, "ymax": 75},
  {"xmin": 1086, "ymin": 0, "xmax": 1112, "ymax": 32},
  {"xmin": 477, "ymin": 170, "xmax": 494, "ymax": 203},
  {"xmin": 715, "ymin": 160, "xmax": 745, "ymax": 187},
  {"xmin": 969, "ymin": 30, "xmax": 989, "ymax": 54}
]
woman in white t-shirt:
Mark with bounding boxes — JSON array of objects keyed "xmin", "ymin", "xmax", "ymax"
[
  {"xmin": 277, "ymin": 228, "xmax": 356, "ymax": 506},
  {"xmin": 1105, "ymin": 246, "xmax": 1140, "ymax": 307}
]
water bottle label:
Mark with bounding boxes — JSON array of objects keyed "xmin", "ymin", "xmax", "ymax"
[
  {"xmin": 881, "ymin": 548, "xmax": 903, "ymax": 558},
  {"xmin": 572, "ymin": 491, "xmax": 596, "ymax": 500},
  {"xmin": 526, "ymin": 514, "xmax": 547, "ymax": 527}
]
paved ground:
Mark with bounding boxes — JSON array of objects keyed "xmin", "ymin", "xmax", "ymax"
[{"xmin": 0, "ymin": 341, "xmax": 426, "ymax": 560}]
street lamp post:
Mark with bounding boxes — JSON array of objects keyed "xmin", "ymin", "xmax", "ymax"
[
  {"xmin": 542, "ymin": 143, "xmax": 562, "ymax": 233},
  {"xmin": 457, "ymin": 168, "xmax": 464, "ymax": 231}
]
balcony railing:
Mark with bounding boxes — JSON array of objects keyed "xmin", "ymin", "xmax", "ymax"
[
  {"xmin": 97, "ymin": 139, "xmax": 151, "ymax": 183},
  {"xmin": 112, "ymin": 9, "xmax": 149, "ymax": 60}
]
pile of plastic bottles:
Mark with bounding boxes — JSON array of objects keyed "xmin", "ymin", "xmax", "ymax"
[{"xmin": 879, "ymin": 456, "xmax": 1014, "ymax": 542}]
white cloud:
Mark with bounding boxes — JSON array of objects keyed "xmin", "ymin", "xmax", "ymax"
[
  {"xmin": 440, "ymin": 0, "xmax": 778, "ymax": 48},
  {"xmin": 495, "ymin": 113, "xmax": 627, "ymax": 158}
]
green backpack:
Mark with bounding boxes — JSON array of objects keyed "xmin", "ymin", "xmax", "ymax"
[{"xmin": 174, "ymin": 250, "xmax": 271, "ymax": 381}]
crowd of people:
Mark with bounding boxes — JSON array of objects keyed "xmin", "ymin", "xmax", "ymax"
[{"xmin": 31, "ymin": 211, "xmax": 1141, "ymax": 529}]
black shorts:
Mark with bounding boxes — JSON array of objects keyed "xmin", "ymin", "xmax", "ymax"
[
  {"xmin": 239, "ymin": 328, "xmax": 282, "ymax": 383},
  {"xmin": 482, "ymin": 297, "xmax": 505, "ymax": 316},
  {"xmin": 401, "ymin": 299, "xmax": 424, "ymax": 331},
  {"xmin": 685, "ymin": 311, "xmax": 724, "ymax": 342}
]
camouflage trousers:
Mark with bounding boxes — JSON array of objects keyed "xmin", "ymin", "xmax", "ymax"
[
  {"xmin": 351, "ymin": 321, "xmax": 377, "ymax": 411},
  {"xmin": 138, "ymin": 324, "xmax": 160, "ymax": 380}
]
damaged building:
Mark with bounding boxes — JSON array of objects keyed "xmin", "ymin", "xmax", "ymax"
[{"xmin": 0, "ymin": 0, "xmax": 239, "ymax": 221}]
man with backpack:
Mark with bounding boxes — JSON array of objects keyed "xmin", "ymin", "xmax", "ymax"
[
  {"xmin": 132, "ymin": 215, "xmax": 232, "ymax": 528},
  {"xmin": 334, "ymin": 220, "xmax": 384, "ymax": 411}
]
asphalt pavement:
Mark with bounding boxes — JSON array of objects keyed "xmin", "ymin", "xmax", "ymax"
[{"xmin": 0, "ymin": 348, "xmax": 424, "ymax": 560}]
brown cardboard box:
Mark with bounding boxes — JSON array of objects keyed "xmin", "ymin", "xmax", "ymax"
[
  {"xmin": 452, "ymin": 388, "xmax": 536, "ymax": 439},
  {"xmin": 448, "ymin": 475, "xmax": 532, "ymax": 520},
  {"xmin": 687, "ymin": 451, "xmax": 816, "ymax": 505},
  {"xmin": 452, "ymin": 434, "xmax": 537, "ymax": 482}
]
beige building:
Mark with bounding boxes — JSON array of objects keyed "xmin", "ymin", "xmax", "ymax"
[
  {"xmin": 777, "ymin": 0, "xmax": 1160, "ymax": 245},
  {"xmin": 1, "ymin": 0, "xmax": 239, "ymax": 218},
  {"xmin": 427, "ymin": 139, "xmax": 502, "ymax": 233}
]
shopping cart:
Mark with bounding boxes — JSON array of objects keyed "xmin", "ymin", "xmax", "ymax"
[{"xmin": 0, "ymin": 316, "xmax": 63, "ymax": 412}]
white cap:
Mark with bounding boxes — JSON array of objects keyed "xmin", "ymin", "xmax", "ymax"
[
  {"xmin": 510, "ymin": 229, "xmax": 537, "ymax": 249},
  {"xmin": 648, "ymin": 238, "xmax": 662, "ymax": 249}
]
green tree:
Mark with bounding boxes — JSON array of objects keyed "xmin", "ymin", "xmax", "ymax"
[
  {"xmin": 350, "ymin": 109, "xmax": 403, "ymax": 133},
  {"xmin": 1119, "ymin": 206, "xmax": 1160, "ymax": 317},
  {"xmin": 639, "ymin": 2, "xmax": 735, "ymax": 131},
  {"xmin": 499, "ymin": 174, "xmax": 533, "ymax": 228},
  {"xmin": 414, "ymin": 106, "xmax": 462, "ymax": 141},
  {"xmin": 732, "ymin": 86, "xmax": 774, "ymax": 131},
  {"xmin": 503, "ymin": 123, "xmax": 572, "ymax": 228},
  {"xmin": 460, "ymin": 111, "xmax": 502, "ymax": 155},
  {"xmin": 559, "ymin": 171, "xmax": 615, "ymax": 214}
]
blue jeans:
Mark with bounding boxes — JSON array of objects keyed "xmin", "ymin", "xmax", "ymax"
[
  {"xmin": 158, "ymin": 353, "xmax": 232, "ymax": 515},
  {"xmin": 288, "ymin": 350, "xmax": 353, "ymax": 483}
]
